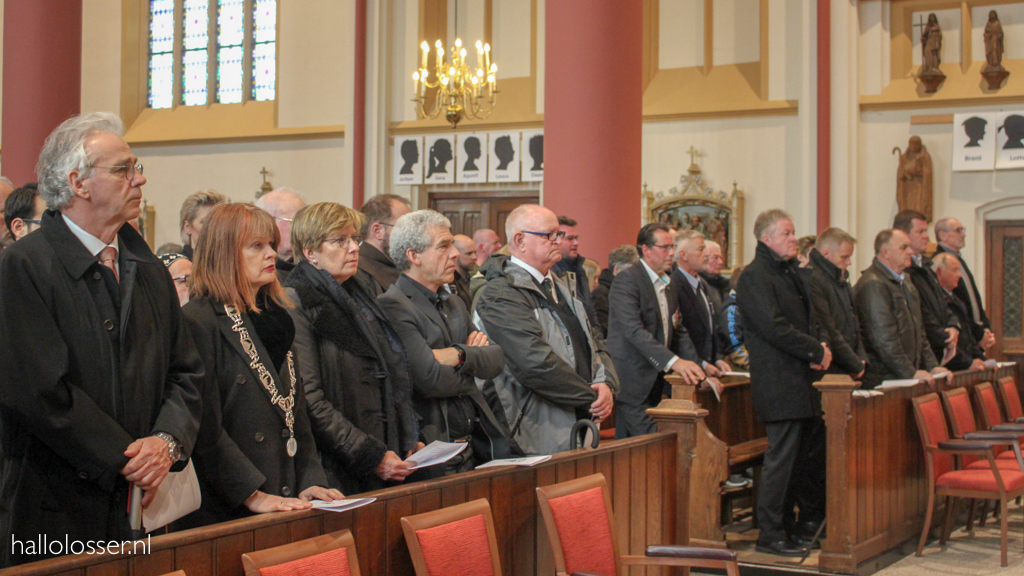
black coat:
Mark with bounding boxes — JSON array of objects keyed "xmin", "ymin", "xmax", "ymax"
[
  {"xmin": 357, "ymin": 242, "xmax": 401, "ymax": 297},
  {"xmin": 452, "ymin": 269, "xmax": 473, "ymax": 312},
  {"xmin": 934, "ymin": 244, "xmax": 989, "ymax": 339},
  {"xmin": 905, "ymin": 257, "xmax": 959, "ymax": 364},
  {"xmin": 671, "ymin": 267, "xmax": 720, "ymax": 365},
  {"xmin": 608, "ymin": 262, "xmax": 699, "ymax": 407},
  {"xmin": 853, "ymin": 259, "xmax": 938, "ymax": 388},
  {"xmin": 181, "ymin": 298, "xmax": 326, "ymax": 527},
  {"xmin": 736, "ymin": 242, "xmax": 827, "ymax": 422},
  {"xmin": 592, "ymin": 268, "xmax": 614, "ymax": 338},
  {"xmin": 943, "ymin": 288, "xmax": 986, "ymax": 369},
  {"xmin": 805, "ymin": 249, "xmax": 866, "ymax": 375},
  {"xmin": 378, "ymin": 275, "xmax": 516, "ymax": 465},
  {"xmin": 0, "ymin": 212, "xmax": 202, "ymax": 565},
  {"xmin": 285, "ymin": 263, "xmax": 419, "ymax": 495},
  {"xmin": 551, "ymin": 254, "xmax": 598, "ymax": 327}
]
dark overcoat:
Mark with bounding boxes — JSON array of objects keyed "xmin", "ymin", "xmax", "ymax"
[
  {"xmin": 934, "ymin": 244, "xmax": 990, "ymax": 339},
  {"xmin": 356, "ymin": 242, "xmax": 400, "ymax": 297},
  {"xmin": 180, "ymin": 298, "xmax": 326, "ymax": 527},
  {"xmin": 736, "ymin": 241, "xmax": 827, "ymax": 423},
  {"xmin": 805, "ymin": 248, "xmax": 866, "ymax": 375},
  {"xmin": 0, "ymin": 211, "xmax": 202, "ymax": 565},
  {"xmin": 670, "ymin": 267, "xmax": 720, "ymax": 364}
]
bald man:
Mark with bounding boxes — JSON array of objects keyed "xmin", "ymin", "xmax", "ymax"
[
  {"xmin": 934, "ymin": 217, "xmax": 992, "ymax": 345},
  {"xmin": 0, "ymin": 176, "xmax": 14, "ymax": 252},
  {"xmin": 473, "ymin": 228, "xmax": 502, "ymax": 266},
  {"xmin": 451, "ymin": 234, "xmax": 477, "ymax": 311},
  {"xmin": 474, "ymin": 205, "xmax": 618, "ymax": 455},
  {"xmin": 255, "ymin": 188, "xmax": 306, "ymax": 281}
]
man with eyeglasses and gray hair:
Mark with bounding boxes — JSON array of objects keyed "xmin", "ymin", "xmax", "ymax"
[
  {"xmin": 255, "ymin": 187, "xmax": 306, "ymax": 282},
  {"xmin": 357, "ymin": 193, "xmax": 411, "ymax": 296},
  {"xmin": 474, "ymin": 204, "xmax": 618, "ymax": 455},
  {"xmin": 0, "ymin": 112, "xmax": 203, "ymax": 565}
]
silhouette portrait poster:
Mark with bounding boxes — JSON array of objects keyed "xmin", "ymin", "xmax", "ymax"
[
  {"xmin": 394, "ymin": 136, "xmax": 424, "ymax": 184},
  {"xmin": 488, "ymin": 131, "xmax": 521, "ymax": 182},
  {"xmin": 521, "ymin": 130, "xmax": 544, "ymax": 182},
  {"xmin": 424, "ymin": 134, "xmax": 456, "ymax": 184},
  {"xmin": 456, "ymin": 133, "xmax": 487, "ymax": 183},
  {"xmin": 994, "ymin": 111, "xmax": 1024, "ymax": 169},
  {"xmin": 951, "ymin": 112, "xmax": 996, "ymax": 171}
]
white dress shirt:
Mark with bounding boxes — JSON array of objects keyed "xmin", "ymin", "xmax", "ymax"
[
  {"xmin": 640, "ymin": 260, "xmax": 680, "ymax": 372},
  {"xmin": 63, "ymin": 213, "xmax": 120, "ymax": 276},
  {"xmin": 511, "ymin": 255, "xmax": 558, "ymax": 303}
]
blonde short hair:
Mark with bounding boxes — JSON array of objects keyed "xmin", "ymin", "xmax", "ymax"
[
  {"xmin": 179, "ymin": 189, "xmax": 227, "ymax": 245},
  {"xmin": 290, "ymin": 202, "xmax": 364, "ymax": 265}
]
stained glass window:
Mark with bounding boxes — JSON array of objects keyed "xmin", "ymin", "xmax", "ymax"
[
  {"xmin": 148, "ymin": 0, "xmax": 276, "ymax": 109},
  {"xmin": 148, "ymin": 0, "xmax": 175, "ymax": 109}
]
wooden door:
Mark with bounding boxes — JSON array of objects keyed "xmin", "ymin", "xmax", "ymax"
[
  {"xmin": 987, "ymin": 221, "xmax": 1024, "ymax": 363},
  {"xmin": 429, "ymin": 192, "xmax": 538, "ymax": 244}
]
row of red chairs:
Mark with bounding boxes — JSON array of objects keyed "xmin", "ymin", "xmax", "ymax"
[
  {"xmin": 911, "ymin": 376, "xmax": 1024, "ymax": 567},
  {"xmin": 161, "ymin": 473, "xmax": 739, "ymax": 576}
]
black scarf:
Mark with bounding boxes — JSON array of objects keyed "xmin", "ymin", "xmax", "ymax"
[{"xmin": 248, "ymin": 291, "xmax": 295, "ymax": 371}]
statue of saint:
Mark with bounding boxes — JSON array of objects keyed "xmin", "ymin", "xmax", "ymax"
[
  {"xmin": 984, "ymin": 10, "xmax": 1004, "ymax": 71},
  {"xmin": 894, "ymin": 136, "xmax": 934, "ymax": 222},
  {"xmin": 921, "ymin": 14, "xmax": 943, "ymax": 75}
]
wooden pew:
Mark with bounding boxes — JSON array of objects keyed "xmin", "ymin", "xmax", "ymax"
[
  {"xmin": 816, "ymin": 364, "xmax": 1021, "ymax": 574},
  {"xmin": 0, "ymin": 400, "xmax": 709, "ymax": 576},
  {"xmin": 668, "ymin": 374, "xmax": 766, "ymax": 546}
]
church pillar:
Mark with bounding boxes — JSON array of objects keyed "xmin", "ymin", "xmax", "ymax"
[
  {"xmin": 544, "ymin": 0, "xmax": 642, "ymax": 266},
  {"xmin": 816, "ymin": 0, "xmax": 831, "ymax": 232},
  {"xmin": 1, "ymin": 0, "xmax": 82, "ymax": 185}
]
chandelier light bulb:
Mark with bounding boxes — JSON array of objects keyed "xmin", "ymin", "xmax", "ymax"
[
  {"xmin": 476, "ymin": 40, "xmax": 483, "ymax": 50},
  {"xmin": 455, "ymin": 38, "xmax": 462, "ymax": 47},
  {"xmin": 487, "ymin": 74, "xmax": 495, "ymax": 83},
  {"xmin": 441, "ymin": 76, "xmax": 449, "ymax": 85},
  {"xmin": 484, "ymin": 44, "xmax": 490, "ymax": 52},
  {"xmin": 460, "ymin": 48, "xmax": 467, "ymax": 57},
  {"xmin": 413, "ymin": 71, "xmax": 419, "ymax": 81},
  {"xmin": 477, "ymin": 69, "xmax": 484, "ymax": 77},
  {"xmin": 435, "ymin": 40, "xmax": 442, "ymax": 48},
  {"xmin": 421, "ymin": 41, "xmax": 429, "ymax": 51}
]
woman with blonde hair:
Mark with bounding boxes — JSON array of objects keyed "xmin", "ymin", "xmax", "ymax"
[
  {"xmin": 178, "ymin": 189, "xmax": 227, "ymax": 259},
  {"xmin": 181, "ymin": 202, "xmax": 341, "ymax": 527},
  {"xmin": 284, "ymin": 202, "xmax": 421, "ymax": 495}
]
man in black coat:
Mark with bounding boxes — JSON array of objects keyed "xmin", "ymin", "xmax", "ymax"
[
  {"xmin": 592, "ymin": 244, "xmax": 639, "ymax": 338},
  {"xmin": 894, "ymin": 210, "xmax": 961, "ymax": 369},
  {"xmin": 451, "ymin": 234, "xmax": 477, "ymax": 312},
  {"xmin": 379, "ymin": 210, "xmax": 516, "ymax": 471},
  {"xmin": 551, "ymin": 215, "xmax": 597, "ymax": 325},
  {"xmin": 737, "ymin": 209, "xmax": 832, "ymax": 556},
  {"xmin": 0, "ymin": 113, "xmax": 203, "ymax": 565},
  {"xmin": 805, "ymin": 228, "xmax": 866, "ymax": 377},
  {"xmin": 932, "ymin": 253, "xmax": 989, "ymax": 370},
  {"xmin": 357, "ymin": 194, "xmax": 411, "ymax": 296},
  {"xmin": 608, "ymin": 224, "xmax": 705, "ymax": 438},
  {"xmin": 935, "ymin": 217, "xmax": 992, "ymax": 343},
  {"xmin": 671, "ymin": 229, "xmax": 731, "ymax": 375}
]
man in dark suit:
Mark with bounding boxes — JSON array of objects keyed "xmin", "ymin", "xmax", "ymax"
[
  {"xmin": 805, "ymin": 228, "xmax": 866, "ymax": 377},
  {"xmin": 671, "ymin": 229, "xmax": 731, "ymax": 376},
  {"xmin": 0, "ymin": 113, "xmax": 203, "ymax": 565},
  {"xmin": 608, "ymin": 223, "xmax": 705, "ymax": 438},
  {"xmin": 451, "ymin": 234, "xmax": 477, "ymax": 311},
  {"xmin": 379, "ymin": 210, "xmax": 515, "ymax": 472},
  {"xmin": 934, "ymin": 217, "xmax": 992, "ymax": 344},
  {"xmin": 737, "ymin": 209, "xmax": 832, "ymax": 556},
  {"xmin": 357, "ymin": 194, "xmax": 411, "ymax": 296},
  {"xmin": 932, "ymin": 252, "xmax": 990, "ymax": 370}
]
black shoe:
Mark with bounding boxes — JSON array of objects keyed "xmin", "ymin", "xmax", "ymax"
[
  {"xmin": 755, "ymin": 539, "xmax": 809, "ymax": 557},
  {"xmin": 795, "ymin": 520, "xmax": 826, "ymax": 540},
  {"xmin": 789, "ymin": 533, "xmax": 821, "ymax": 549}
]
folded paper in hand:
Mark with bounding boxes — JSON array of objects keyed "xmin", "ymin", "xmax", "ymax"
[
  {"xmin": 476, "ymin": 456, "xmax": 551, "ymax": 468},
  {"xmin": 143, "ymin": 459, "xmax": 201, "ymax": 532},
  {"xmin": 311, "ymin": 497, "xmax": 376, "ymax": 513},
  {"xmin": 405, "ymin": 440, "xmax": 468, "ymax": 470},
  {"xmin": 876, "ymin": 379, "xmax": 922, "ymax": 390}
]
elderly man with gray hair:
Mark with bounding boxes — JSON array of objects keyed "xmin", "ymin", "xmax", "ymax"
[
  {"xmin": 255, "ymin": 188, "xmax": 306, "ymax": 281},
  {"xmin": 0, "ymin": 113, "xmax": 202, "ymax": 565},
  {"xmin": 378, "ymin": 210, "xmax": 516, "ymax": 472}
]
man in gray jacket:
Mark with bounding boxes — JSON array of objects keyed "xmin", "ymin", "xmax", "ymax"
[{"xmin": 475, "ymin": 205, "xmax": 618, "ymax": 455}]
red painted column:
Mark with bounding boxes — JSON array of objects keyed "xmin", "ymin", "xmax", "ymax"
[
  {"xmin": 1, "ymin": 0, "xmax": 82, "ymax": 186},
  {"xmin": 544, "ymin": 0, "xmax": 642, "ymax": 267},
  {"xmin": 816, "ymin": 0, "xmax": 831, "ymax": 233},
  {"xmin": 351, "ymin": 0, "xmax": 367, "ymax": 207}
]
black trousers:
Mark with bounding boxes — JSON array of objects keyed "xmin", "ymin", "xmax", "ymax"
[
  {"xmin": 757, "ymin": 416, "xmax": 826, "ymax": 543},
  {"xmin": 615, "ymin": 376, "xmax": 665, "ymax": 439}
]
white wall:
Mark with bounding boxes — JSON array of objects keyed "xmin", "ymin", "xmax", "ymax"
[{"xmin": 79, "ymin": 0, "xmax": 355, "ymax": 248}]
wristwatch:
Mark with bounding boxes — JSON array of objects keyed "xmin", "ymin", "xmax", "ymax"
[
  {"xmin": 155, "ymin": 432, "xmax": 182, "ymax": 462},
  {"xmin": 452, "ymin": 344, "xmax": 467, "ymax": 370}
]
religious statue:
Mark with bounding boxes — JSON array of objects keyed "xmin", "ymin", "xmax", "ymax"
[
  {"xmin": 893, "ymin": 136, "xmax": 933, "ymax": 222},
  {"xmin": 982, "ymin": 10, "xmax": 1009, "ymax": 89},
  {"xmin": 919, "ymin": 13, "xmax": 946, "ymax": 92}
]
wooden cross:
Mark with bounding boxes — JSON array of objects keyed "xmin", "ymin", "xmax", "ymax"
[
  {"xmin": 913, "ymin": 13, "xmax": 929, "ymax": 40},
  {"xmin": 260, "ymin": 166, "xmax": 270, "ymax": 184},
  {"xmin": 687, "ymin": 146, "xmax": 700, "ymax": 166}
]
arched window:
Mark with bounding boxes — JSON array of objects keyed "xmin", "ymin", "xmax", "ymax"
[{"xmin": 148, "ymin": 0, "xmax": 276, "ymax": 109}]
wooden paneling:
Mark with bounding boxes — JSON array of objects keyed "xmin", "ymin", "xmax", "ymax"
[{"xmin": 428, "ymin": 191, "xmax": 538, "ymax": 244}]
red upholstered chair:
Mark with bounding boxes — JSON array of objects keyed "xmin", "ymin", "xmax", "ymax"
[
  {"xmin": 912, "ymin": 393, "xmax": 1024, "ymax": 567},
  {"xmin": 973, "ymin": 382, "xmax": 1024, "ymax": 431},
  {"xmin": 535, "ymin": 473, "xmax": 739, "ymax": 576},
  {"xmin": 400, "ymin": 498, "xmax": 503, "ymax": 576},
  {"xmin": 939, "ymin": 387, "xmax": 1021, "ymax": 467},
  {"xmin": 997, "ymin": 376, "xmax": 1024, "ymax": 423},
  {"xmin": 241, "ymin": 530, "xmax": 361, "ymax": 576}
]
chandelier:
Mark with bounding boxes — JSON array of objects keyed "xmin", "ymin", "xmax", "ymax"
[{"xmin": 412, "ymin": 37, "xmax": 498, "ymax": 128}]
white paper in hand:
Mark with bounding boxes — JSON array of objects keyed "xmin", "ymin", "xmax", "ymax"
[
  {"xmin": 476, "ymin": 456, "xmax": 552, "ymax": 469},
  {"xmin": 143, "ymin": 459, "xmax": 201, "ymax": 532},
  {"xmin": 405, "ymin": 440, "xmax": 468, "ymax": 470},
  {"xmin": 876, "ymin": 379, "xmax": 922, "ymax": 390},
  {"xmin": 311, "ymin": 497, "xmax": 377, "ymax": 513}
]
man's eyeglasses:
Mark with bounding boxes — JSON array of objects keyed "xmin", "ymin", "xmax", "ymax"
[
  {"xmin": 171, "ymin": 274, "xmax": 190, "ymax": 283},
  {"xmin": 522, "ymin": 230, "xmax": 566, "ymax": 242},
  {"xmin": 323, "ymin": 235, "xmax": 362, "ymax": 248},
  {"xmin": 651, "ymin": 243, "xmax": 674, "ymax": 251},
  {"xmin": 275, "ymin": 216, "xmax": 294, "ymax": 223},
  {"xmin": 95, "ymin": 163, "xmax": 144, "ymax": 182},
  {"xmin": 22, "ymin": 219, "xmax": 42, "ymax": 226}
]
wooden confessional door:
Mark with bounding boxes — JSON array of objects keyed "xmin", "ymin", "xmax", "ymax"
[
  {"xmin": 987, "ymin": 220, "xmax": 1024, "ymax": 363},
  {"xmin": 429, "ymin": 192, "xmax": 538, "ymax": 244}
]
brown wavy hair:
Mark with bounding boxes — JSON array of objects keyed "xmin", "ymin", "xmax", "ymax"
[{"xmin": 189, "ymin": 203, "xmax": 290, "ymax": 312}]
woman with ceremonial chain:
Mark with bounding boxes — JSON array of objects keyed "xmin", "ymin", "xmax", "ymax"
[{"xmin": 180, "ymin": 203, "xmax": 341, "ymax": 527}]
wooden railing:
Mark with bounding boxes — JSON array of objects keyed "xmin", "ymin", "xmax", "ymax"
[
  {"xmin": 816, "ymin": 364, "xmax": 1021, "ymax": 574},
  {"xmin": 0, "ymin": 400, "xmax": 708, "ymax": 576}
]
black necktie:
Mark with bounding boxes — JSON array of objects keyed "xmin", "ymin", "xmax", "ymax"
[{"xmin": 542, "ymin": 277, "xmax": 555, "ymax": 303}]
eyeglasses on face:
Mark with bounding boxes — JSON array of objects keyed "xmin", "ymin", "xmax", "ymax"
[
  {"xmin": 22, "ymin": 219, "xmax": 43, "ymax": 226},
  {"xmin": 651, "ymin": 243, "xmax": 674, "ymax": 251},
  {"xmin": 171, "ymin": 274, "xmax": 190, "ymax": 283},
  {"xmin": 274, "ymin": 216, "xmax": 294, "ymax": 223},
  {"xmin": 522, "ymin": 230, "xmax": 566, "ymax": 242},
  {"xmin": 323, "ymin": 235, "xmax": 362, "ymax": 248},
  {"xmin": 94, "ymin": 163, "xmax": 144, "ymax": 182}
]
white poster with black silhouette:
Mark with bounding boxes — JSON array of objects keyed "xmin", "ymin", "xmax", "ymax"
[
  {"xmin": 394, "ymin": 136, "xmax": 424, "ymax": 184},
  {"xmin": 995, "ymin": 111, "xmax": 1024, "ymax": 169},
  {"xmin": 456, "ymin": 133, "xmax": 486, "ymax": 183},
  {"xmin": 951, "ymin": 113, "xmax": 996, "ymax": 171},
  {"xmin": 488, "ymin": 131, "xmax": 521, "ymax": 182},
  {"xmin": 521, "ymin": 130, "xmax": 544, "ymax": 182},
  {"xmin": 424, "ymin": 135, "xmax": 456, "ymax": 184}
]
